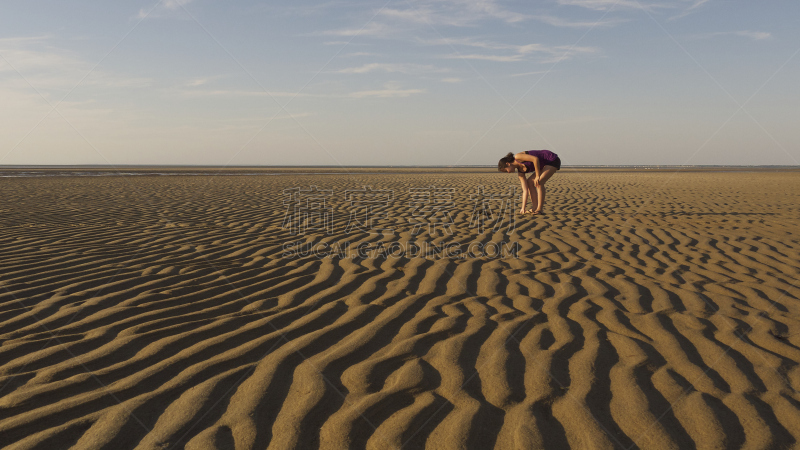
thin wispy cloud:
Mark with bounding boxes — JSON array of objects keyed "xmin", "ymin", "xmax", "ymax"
[
  {"xmin": 223, "ymin": 112, "xmax": 315, "ymax": 122},
  {"xmin": 179, "ymin": 89, "xmax": 314, "ymax": 98},
  {"xmin": 347, "ymin": 86, "xmax": 425, "ymax": 98},
  {"xmin": 558, "ymin": 0, "xmax": 713, "ymax": 18},
  {"xmin": 315, "ymin": 0, "xmax": 617, "ymax": 66},
  {"xmin": 185, "ymin": 75, "xmax": 229, "ymax": 87},
  {"xmin": 533, "ymin": 14, "xmax": 627, "ymax": 28},
  {"xmin": 0, "ymin": 47, "xmax": 76, "ymax": 74},
  {"xmin": 179, "ymin": 84, "xmax": 425, "ymax": 99},
  {"xmin": 436, "ymin": 0, "xmax": 530, "ymax": 23},
  {"xmin": 0, "ymin": 38, "xmax": 152, "ymax": 90},
  {"xmin": 731, "ymin": 30, "xmax": 772, "ymax": 40},
  {"xmin": 137, "ymin": 0, "xmax": 196, "ymax": 19},
  {"xmin": 430, "ymin": 37, "xmax": 599, "ymax": 63},
  {"xmin": 333, "ymin": 63, "xmax": 448, "ymax": 74},
  {"xmin": 380, "ymin": 0, "xmax": 530, "ymax": 26},
  {"xmin": 163, "ymin": 0, "xmax": 194, "ymax": 8},
  {"xmin": 256, "ymin": 1, "xmax": 366, "ymax": 17},
  {"xmin": 498, "ymin": 115, "xmax": 605, "ymax": 130},
  {"xmin": 556, "ymin": 0, "xmax": 656, "ymax": 11},
  {"xmin": 508, "ymin": 70, "xmax": 549, "ymax": 77},
  {"xmin": 317, "ymin": 22, "xmax": 392, "ymax": 37},
  {"xmin": 0, "ymin": 37, "xmax": 153, "ymax": 150},
  {"xmin": 321, "ymin": 0, "xmax": 533, "ymax": 38},
  {"xmin": 686, "ymin": 0, "xmax": 712, "ymax": 11},
  {"xmin": 465, "ymin": 0, "xmax": 530, "ymax": 23},
  {"xmin": 343, "ymin": 52, "xmax": 377, "ymax": 57},
  {"xmin": 186, "ymin": 78, "xmax": 210, "ymax": 87},
  {"xmin": 448, "ymin": 53, "xmax": 525, "ymax": 62},
  {"xmin": 423, "ymin": 37, "xmax": 596, "ymax": 53},
  {"xmin": 379, "ymin": 7, "xmax": 473, "ymax": 27},
  {"xmin": 669, "ymin": 0, "xmax": 712, "ymax": 19},
  {"xmin": 690, "ymin": 30, "xmax": 772, "ymax": 41},
  {"xmin": 0, "ymin": 35, "xmax": 51, "ymax": 46}
]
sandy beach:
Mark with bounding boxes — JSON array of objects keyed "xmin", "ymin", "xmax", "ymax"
[{"xmin": 1, "ymin": 168, "xmax": 799, "ymax": 449}]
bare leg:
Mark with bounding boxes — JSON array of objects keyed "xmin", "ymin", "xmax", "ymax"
[
  {"xmin": 532, "ymin": 166, "xmax": 557, "ymax": 214},
  {"xmin": 534, "ymin": 184, "xmax": 546, "ymax": 214},
  {"xmin": 526, "ymin": 177, "xmax": 539, "ymax": 212}
]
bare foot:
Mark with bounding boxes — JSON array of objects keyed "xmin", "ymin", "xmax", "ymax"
[{"xmin": 531, "ymin": 209, "xmax": 543, "ymax": 215}]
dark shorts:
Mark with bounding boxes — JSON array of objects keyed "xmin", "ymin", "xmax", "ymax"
[{"xmin": 545, "ymin": 157, "xmax": 561, "ymax": 170}]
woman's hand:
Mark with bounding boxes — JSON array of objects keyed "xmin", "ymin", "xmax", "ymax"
[{"xmin": 533, "ymin": 177, "xmax": 541, "ymax": 188}]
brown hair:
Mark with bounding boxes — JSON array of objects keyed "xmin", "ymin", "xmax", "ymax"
[{"xmin": 498, "ymin": 152, "xmax": 516, "ymax": 171}]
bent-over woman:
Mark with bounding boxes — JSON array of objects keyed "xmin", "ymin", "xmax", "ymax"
[{"xmin": 498, "ymin": 150, "xmax": 561, "ymax": 215}]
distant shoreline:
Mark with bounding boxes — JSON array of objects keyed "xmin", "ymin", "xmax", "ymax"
[
  {"xmin": 2, "ymin": 165, "xmax": 799, "ymax": 178},
  {"xmin": 1, "ymin": 164, "xmax": 799, "ymax": 169}
]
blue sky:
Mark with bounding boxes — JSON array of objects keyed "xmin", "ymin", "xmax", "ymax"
[{"xmin": 1, "ymin": 0, "xmax": 798, "ymax": 166}]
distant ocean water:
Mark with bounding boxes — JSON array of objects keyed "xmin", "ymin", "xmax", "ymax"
[
  {"xmin": 1, "ymin": 165, "xmax": 797, "ymax": 177},
  {"xmin": 0, "ymin": 171, "xmax": 285, "ymax": 178}
]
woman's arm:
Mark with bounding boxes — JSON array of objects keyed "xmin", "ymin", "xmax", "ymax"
[
  {"xmin": 532, "ymin": 157, "xmax": 542, "ymax": 185},
  {"xmin": 514, "ymin": 152, "xmax": 542, "ymax": 187},
  {"xmin": 515, "ymin": 152, "xmax": 541, "ymax": 180}
]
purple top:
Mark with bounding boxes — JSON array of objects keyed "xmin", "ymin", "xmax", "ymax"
[{"xmin": 519, "ymin": 150, "xmax": 558, "ymax": 173}]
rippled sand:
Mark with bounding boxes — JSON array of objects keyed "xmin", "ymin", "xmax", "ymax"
[{"xmin": 1, "ymin": 168, "xmax": 799, "ymax": 449}]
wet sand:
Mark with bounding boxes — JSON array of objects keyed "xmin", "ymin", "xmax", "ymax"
[{"xmin": 1, "ymin": 168, "xmax": 799, "ymax": 449}]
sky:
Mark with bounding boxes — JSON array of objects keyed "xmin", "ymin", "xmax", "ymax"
[{"xmin": 0, "ymin": 0, "xmax": 798, "ymax": 166}]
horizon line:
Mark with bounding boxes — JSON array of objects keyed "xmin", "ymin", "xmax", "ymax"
[{"xmin": 2, "ymin": 164, "xmax": 800, "ymax": 169}]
